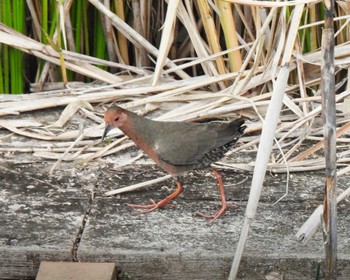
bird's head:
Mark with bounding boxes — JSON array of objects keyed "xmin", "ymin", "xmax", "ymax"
[{"xmin": 102, "ymin": 106, "xmax": 128, "ymax": 140}]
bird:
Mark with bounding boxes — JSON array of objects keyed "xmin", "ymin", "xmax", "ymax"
[{"xmin": 102, "ymin": 105, "xmax": 246, "ymax": 223}]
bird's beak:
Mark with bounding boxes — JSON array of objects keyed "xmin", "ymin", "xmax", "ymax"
[{"xmin": 102, "ymin": 124, "xmax": 113, "ymax": 141}]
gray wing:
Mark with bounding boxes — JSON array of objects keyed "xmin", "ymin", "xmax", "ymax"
[{"xmin": 152, "ymin": 122, "xmax": 218, "ymax": 166}]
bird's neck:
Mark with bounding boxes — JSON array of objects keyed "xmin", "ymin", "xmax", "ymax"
[{"xmin": 119, "ymin": 112, "xmax": 152, "ymax": 150}]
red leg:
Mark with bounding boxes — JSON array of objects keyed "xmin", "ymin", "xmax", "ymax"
[
  {"xmin": 127, "ymin": 181, "xmax": 183, "ymax": 215},
  {"xmin": 195, "ymin": 169, "xmax": 235, "ymax": 224}
]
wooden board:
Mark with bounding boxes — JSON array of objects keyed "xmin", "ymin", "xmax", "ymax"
[{"xmin": 36, "ymin": 262, "xmax": 116, "ymax": 280}]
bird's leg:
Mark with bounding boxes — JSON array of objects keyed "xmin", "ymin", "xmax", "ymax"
[
  {"xmin": 195, "ymin": 169, "xmax": 234, "ymax": 224},
  {"xmin": 127, "ymin": 180, "xmax": 184, "ymax": 215}
]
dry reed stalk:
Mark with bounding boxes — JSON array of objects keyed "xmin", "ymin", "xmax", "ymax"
[
  {"xmin": 88, "ymin": 0, "xmax": 190, "ymax": 79},
  {"xmin": 175, "ymin": 0, "xmax": 223, "ymax": 90},
  {"xmin": 114, "ymin": 0, "xmax": 129, "ymax": 64},
  {"xmin": 229, "ymin": 4, "xmax": 305, "ymax": 279},
  {"xmin": 321, "ymin": 1, "xmax": 337, "ymax": 278},
  {"xmin": 215, "ymin": 1, "xmax": 242, "ymax": 72},
  {"xmin": 290, "ymin": 121, "xmax": 350, "ymax": 162},
  {"xmin": 197, "ymin": 0, "xmax": 227, "ymax": 76},
  {"xmin": 296, "ymin": 163, "xmax": 350, "ymax": 244},
  {"xmin": 104, "ymin": 175, "xmax": 172, "ymax": 196},
  {"xmin": 225, "ymin": 0, "xmax": 321, "ymax": 8},
  {"xmin": 0, "ymin": 24, "xmax": 123, "ymax": 84},
  {"xmin": 102, "ymin": 0, "xmax": 118, "ymax": 65},
  {"xmin": 152, "ymin": 0, "xmax": 181, "ymax": 86}
]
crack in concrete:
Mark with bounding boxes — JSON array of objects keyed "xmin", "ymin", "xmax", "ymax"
[{"xmin": 71, "ymin": 190, "xmax": 95, "ymax": 261}]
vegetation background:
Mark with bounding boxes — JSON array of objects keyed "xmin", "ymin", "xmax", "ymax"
[
  {"xmin": 0, "ymin": 0, "xmax": 349, "ymax": 94},
  {"xmin": 0, "ymin": 1, "xmax": 347, "ymax": 277}
]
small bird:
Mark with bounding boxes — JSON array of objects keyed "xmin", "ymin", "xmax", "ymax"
[{"xmin": 102, "ymin": 105, "xmax": 246, "ymax": 223}]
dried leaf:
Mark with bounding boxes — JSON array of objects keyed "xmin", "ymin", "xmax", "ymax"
[{"xmin": 50, "ymin": 101, "xmax": 93, "ymax": 128}]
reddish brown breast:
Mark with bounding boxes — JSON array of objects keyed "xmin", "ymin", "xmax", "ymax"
[{"xmin": 118, "ymin": 116, "xmax": 187, "ymax": 176}]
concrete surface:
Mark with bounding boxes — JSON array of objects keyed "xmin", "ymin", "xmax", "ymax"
[
  {"xmin": 1, "ymin": 108, "xmax": 350, "ymax": 279},
  {"xmin": 1, "ymin": 159, "xmax": 350, "ymax": 279}
]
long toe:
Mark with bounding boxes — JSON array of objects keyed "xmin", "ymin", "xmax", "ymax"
[
  {"xmin": 127, "ymin": 197, "xmax": 176, "ymax": 215},
  {"xmin": 127, "ymin": 202, "xmax": 157, "ymax": 210},
  {"xmin": 195, "ymin": 205, "xmax": 228, "ymax": 224},
  {"xmin": 127, "ymin": 202, "xmax": 160, "ymax": 215}
]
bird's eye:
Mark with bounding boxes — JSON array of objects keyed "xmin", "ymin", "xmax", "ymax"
[{"xmin": 114, "ymin": 117, "xmax": 119, "ymax": 122}]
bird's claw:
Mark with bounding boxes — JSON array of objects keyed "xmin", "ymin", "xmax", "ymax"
[
  {"xmin": 128, "ymin": 204, "xmax": 159, "ymax": 215},
  {"xmin": 195, "ymin": 202, "xmax": 235, "ymax": 224},
  {"xmin": 127, "ymin": 199, "xmax": 175, "ymax": 215},
  {"xmin": 195, "ymin": 209, "xmax": 226, "ymax": 224}
]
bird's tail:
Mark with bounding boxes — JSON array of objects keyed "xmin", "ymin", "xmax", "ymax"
[{"xmin": 230, "ymin": 118, "xmax": 246, "ymax": 136}]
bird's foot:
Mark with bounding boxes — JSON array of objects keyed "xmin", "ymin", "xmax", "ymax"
[
  {"xmin": 127, "ymin": 181, "xmax": 183, "ymax": 215},
  {"xmin": 195, "ymin": 209, "xmax": 226, "ymax": 224},
  {"xmin": 195, "ymin": 202, "xmax": 235, "ymax": 224},
  {"xmin": 127, "ymin": 199, "xmax": 174, "ymax": 215}
]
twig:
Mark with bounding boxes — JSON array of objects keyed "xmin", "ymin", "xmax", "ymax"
[{"xmin": 104, "ymin": 175, "xmax": 172, "ymax": 196}]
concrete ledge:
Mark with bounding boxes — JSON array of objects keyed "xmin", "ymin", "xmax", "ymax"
[{"xmin": 1, "ymin": 157, "xmax": 350, "ymax": 279}]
